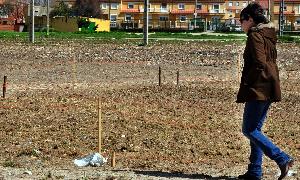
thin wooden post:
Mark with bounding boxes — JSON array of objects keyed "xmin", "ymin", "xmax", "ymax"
[
  {"xmin": 98, "ymin": 98, "xmax": 102, "ymax": 153},
  {"xmin": 72, "ymin": 56, "xmax": 77, "ymax": 84},
  {"xmin": 176, "ymin": 70, "xmax": 179, "ymax": 86},
  {"xmin": 3, "ymin": 76, "xmax": 7, "ymax": 98},
  {"xmin": 111, "ymin": 151, "xmax": 116, "ymax": 167},
  {"xmin": 237, "ymin": 53, "xmax": 241, "ymax": 82},
  {"xmin": 159, "ymin": 66, "xmax": 161, "ymax": 86}
]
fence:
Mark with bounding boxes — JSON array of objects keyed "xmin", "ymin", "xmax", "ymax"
[{"xmin": 112, "ymin": 18, "xmax": 207, "ymax": 31}]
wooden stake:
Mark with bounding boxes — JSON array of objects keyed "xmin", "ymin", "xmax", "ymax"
[
  {"xmin": 176, "ymin": 70, "xmax": 179, "ymax": 86},
  {"xmin": 72, "ymin": 56, "xmax": 77, "ymax": 84},
  {"xmin": 98, "ymin": 98, "xmax": 102, "ymax": 153},
  {"xmin": 111, "ymin": 151, "xmax": 116, "ymax": 167},
  {"xmin": 237, "ymin": 53, "xmax": 241, "ymax": 81},
  {"xmin": 3, "ymin": 76, "xmax": 7, "ymax": 98},
  {"xmin": 159, "ymin": 66, "xmax": 161, "ymax": 86}
]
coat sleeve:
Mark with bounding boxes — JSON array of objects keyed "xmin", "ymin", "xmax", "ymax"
[{"xmin": 244, "ymin": 32, "xmax": 267, "ymax": 86}]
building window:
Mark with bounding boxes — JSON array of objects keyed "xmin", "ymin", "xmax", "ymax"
[
  {"xmin": 125, "ymin": 14, "xmax": 132, "ymax": 21},
  {"xmin": 147, "ymin": 4, "xmax": 153, "ymax": 12},
  {"xmin": 213, "ymin": 4, "xmax": 220, "ymax": 10},
  {"xmin": 101, "ymin": 3, "xmax": 107, "ymax": 9},
  {"xmin": 196, "ymin": 3, "xmax": 202, "ymax": 10},
  {"xmin": 243, "ymin": 2, "xmax": 247, "ymax": 7},
  {"xmin": 236, "ymin": 2, "xmax": 239, "ymax": 6},
  {"xmin": 110, "ymin": 14, "xmax": 117, "ymax": 21},
  {"xmin": 111, "ymin": 3, "xmax": 118, "ymax": 10},
  {"xmin": 212, "ymin": 4, "xmax": 220, "ymax": 13},
  {"xmin": 161, "ymin": 3, "xmax": 168, "ymax": 12},
  {"xmin": 159, "ymin": 16, "xmax": 168, "ymax": 21},
  {"xmin": 236, "ymin": 9, "xmax": 240, "ymax": 13},
  {"xmin": 178, "ymin": 3, "xmax": 185, "ymax": 10},
  {"xmin": 228, "ymin": 2, "xmax": 233, "ymax": 7},
  {"xmin": 128, "ymin": 3, "xmax": 134, "ymax": 9},
  {"xmin": 284, "ymin": 5, "xmax": 287, "ymax": 11},
  {"xmin": 228, "ymin": 10, "xmax": 233, "ymax": 13},
  {"xmin": 180, "ymin": 15, "xmax": 186, "ymax": 22}
]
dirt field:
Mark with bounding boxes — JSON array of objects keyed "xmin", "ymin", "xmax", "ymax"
[{"xmin": 0, "ymin": 40, "xmax": 299, "ymax": 179}]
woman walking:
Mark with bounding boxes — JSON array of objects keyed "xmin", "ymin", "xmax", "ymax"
[{"xmin": 236, "ymin": 2, "xmax": 294, "ymax": 180}]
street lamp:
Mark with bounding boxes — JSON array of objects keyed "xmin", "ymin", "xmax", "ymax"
[
  {"xmin": 279, "ymin": 0, "xmax": 284, "ymax": 36},
  {"xmin": 29, "ymin": 0, "xmax": 35, "ymax": 43},
  {"xmin": 143, "ymin": 0, "xmax": 149, "ymax": 45},
  {"xmin": 194, "ymin": 0, "xmax": 197, "ymax": 29},
  {"xmin": 47, "ymin": 0, "xmax": 49, "ymax": 36}
]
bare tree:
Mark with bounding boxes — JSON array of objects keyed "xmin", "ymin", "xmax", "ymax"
[
  {"xmin": 73, "ymin": 0, "xmax": 101, "ymax": 18},
  {"xmin": 50, "ymin": 1, "xmax": 72, "ymax": 17},
  {"xmin": 0, "ymin": 0, "xmax": 14, "ymax": 17}
]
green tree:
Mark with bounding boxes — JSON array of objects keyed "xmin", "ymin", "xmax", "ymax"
[
  {"xmin": 73, "ymin": 0, "xmax": 101, "ymax": 18},
  {"xmin": 49, "ymin": 1, "xmax": 73, "ymax": 17}
]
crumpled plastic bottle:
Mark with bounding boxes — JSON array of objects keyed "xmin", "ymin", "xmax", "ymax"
[{"xmin": 74, "ymin": 153, "xmax": 107, "ymax": 167}]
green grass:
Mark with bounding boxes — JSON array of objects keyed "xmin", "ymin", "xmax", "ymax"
[
  {"xmin": 0, "ymin": 31, "xmax": 245, "ymax": 40},
  {"xmin": 149, "ymin": 32, "xmax": 245, "ymax": 40},
  {"xmin": 2, "ymin": 31, "xmax": 299, "ymax": 43},
  {"xmin": 0, "ymin": 31, "xmax": 141, "ymax": 40},
  {"xmin": 278, "ymin": 35, "xmax": 300, "ymax": 43}
]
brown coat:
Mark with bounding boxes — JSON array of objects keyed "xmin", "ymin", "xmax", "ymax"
[{"xmin": 237, "ymin": 23, "xmax": 281, "ymax": 103}]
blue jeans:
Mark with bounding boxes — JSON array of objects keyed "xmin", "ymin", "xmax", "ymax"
[{"xmin": 242, "ymin": 100, "xmax": 290, "ymax": 178}]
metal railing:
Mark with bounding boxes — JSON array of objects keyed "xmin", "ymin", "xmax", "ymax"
[{"xmin": 139, "ymin": 8, "xmax": 170, "ymax": 13}]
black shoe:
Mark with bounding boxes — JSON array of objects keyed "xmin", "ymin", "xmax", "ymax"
[
  {"xmin": 278, "ymin": 158, "xmax": 294, "ymax": 180},
  {"xmin": 238, "ymin": 173, "xmax": 261, "ymax": 180}
]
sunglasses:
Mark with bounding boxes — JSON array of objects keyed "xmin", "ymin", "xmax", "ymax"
[{"xmin": 240, "ymin": 14, "xmax": 249, "ymax": 24}]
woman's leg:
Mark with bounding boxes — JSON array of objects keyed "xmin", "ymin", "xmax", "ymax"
[
  {"xmin": 242, "ymin": 101, "xmax": 291, "ymax": 177},
  {"xmin": 242, "ymin": 101, "xmax": 269, "ymax": 177}
]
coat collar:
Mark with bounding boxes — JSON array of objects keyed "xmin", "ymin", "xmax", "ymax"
[{"xmin": 247, "ymin": 22, "xmax": 275, "ymax": 36}]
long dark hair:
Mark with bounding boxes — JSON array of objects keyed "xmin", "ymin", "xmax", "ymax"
[{"xmin": 240, "ymin": 2, "xmax": 269, "ymax": 24}]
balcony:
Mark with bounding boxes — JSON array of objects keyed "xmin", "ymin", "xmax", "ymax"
[
  {"xmin": 110, "ymin": 22, "xmax": 117, "ymax": 28},
  {"xmin": 226, "ymin": 6, "xmax": 242, "ymax": 10},
  {"xmin": 160, "ymin": 8, "xmax": 169, "ymax": 13},
  {"xmin": 120, "ymin": 9, "xmax": 140, "ymax": 13},
  {"xmin": 209, "ymin": 9, "xmax": 225, "ymax": 14},
  {"xmin": 139, "ymin": 8, "xmax": 169, "ymax": 13},
  {"xmin": 170, "ymin": 9, "xmax": 194, "ymax": 14},
  {"xmin": 196, "ymin": 9, "xmax": 209, "ymax": 14},
  {"xmin": 274, "ymin": 11, "xmax": 296, "ymax": 15}
]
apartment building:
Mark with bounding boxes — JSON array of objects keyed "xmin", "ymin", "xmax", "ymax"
[
  {"xmin": 273, "ymin": 0, "xmax": 300, "ymax": 30},
  {"xmin": 6, "ymin": 0, "xmax": 298, "ymax": 31},
  {"xmin": 100, "ymin": 0, "xmax": 229, "ymax": 30}
]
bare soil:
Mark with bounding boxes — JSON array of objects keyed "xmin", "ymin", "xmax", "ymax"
[{"xmin": 0, "ymin": 40, "xmax": 299, "ymax": 179}]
